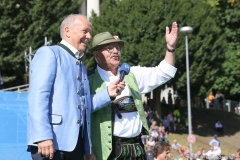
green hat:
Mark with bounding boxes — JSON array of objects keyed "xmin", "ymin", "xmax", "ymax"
[{"xmin": 89, "ymin": 32, "xmax": 124, "ymax": 52}]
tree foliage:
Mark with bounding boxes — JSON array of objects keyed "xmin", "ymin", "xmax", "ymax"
[
  {"xmin": 86, "ymin": 0, "xmax": 227, "ymax": 100},
  {"xmin": 1, "ymin": 0, "xmax": 239, "ymax": 101},
  {"xmin": 0, "ymin": 0, "xmax": 33, "ymax": 86},
  {"xmin": 0, "ymin": 0, "xmax": 81, "ymax": 88},
  {"xmin": 212, "ymin": 0, "xmax": 240, "ymax": 99}
]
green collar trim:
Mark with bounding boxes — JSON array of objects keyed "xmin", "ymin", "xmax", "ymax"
[{"xmin": 57, "ymin": 43, "xmax": 76, "ymax": 59}]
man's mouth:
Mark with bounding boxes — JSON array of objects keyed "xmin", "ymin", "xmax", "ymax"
[
  {"xmin": 110, "ymin": 54, "xmax": 120, "ymax": 59},
  {"xmin": 81, "ymin": 40, "xmax": 88, "ymax": 45}
]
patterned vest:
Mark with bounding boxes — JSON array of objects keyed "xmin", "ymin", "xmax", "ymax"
[{"xmin": 88, "ymin": 68, "xmax": 149, "ymax": 160}]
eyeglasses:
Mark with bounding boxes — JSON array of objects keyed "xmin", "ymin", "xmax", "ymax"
[{"xmin": 103, "ymin": 44, "xmax": 121, "ymax": 53}]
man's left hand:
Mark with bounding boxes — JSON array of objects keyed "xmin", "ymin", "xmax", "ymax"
[{"xmin": 166, "ymin": 22, "xmax": 178, "ymax": 49}]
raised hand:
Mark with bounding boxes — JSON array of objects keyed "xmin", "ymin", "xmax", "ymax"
[{"xmin": 166, "ymin": 22, "xmax": 178, "ymax": 49}]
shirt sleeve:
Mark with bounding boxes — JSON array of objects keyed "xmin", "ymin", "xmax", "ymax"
[{"xmin": 131, "ymin": 60, "xmax": 177, "ymax": 94}]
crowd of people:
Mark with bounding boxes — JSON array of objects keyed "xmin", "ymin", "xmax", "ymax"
[
  {"xmin": 143, "ymin": 102, "xmax": 236, "ymax": 160},
  {"xmin": 208, "ymin": 90, "xmax": 225, "ymax": 110},
  {"xmin": 145, "ymin": 132, "xmax": 240, "ymax": 160}
]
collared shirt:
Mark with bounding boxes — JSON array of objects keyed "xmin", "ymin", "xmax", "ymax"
[
  {"xmin": 97, "ymin": 60, "xmax": 177, "ymax": 137},
  {"xmin": 209, "ymin": 138, "xmax": 220, "ymax": 147},
  {"xmin": 215, "ymin": 122, "xmax": 223, "ymax": 128},
  {"xmin": 60, "ymin": 40, "xmax": 84, "ymax": 59},
  {"xmin": 172, "ymin": 143, "xmax": 181, "ymax": 150}
]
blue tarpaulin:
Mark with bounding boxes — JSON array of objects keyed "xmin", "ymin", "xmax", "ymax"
[{"xmin": 0, "ymin": 92, "xmax": 31, "ymax": 160}]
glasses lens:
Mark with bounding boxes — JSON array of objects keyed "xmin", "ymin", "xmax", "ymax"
[{"xmin": 106, "ymin": 44, "xmax": 121, "ymax": 52}]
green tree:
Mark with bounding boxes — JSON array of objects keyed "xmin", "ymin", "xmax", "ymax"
[
  {"xmin": 0, "ymin": 0, "xmax": 33, "ymax": 87},
  {"xmin": 212, "ymin": 0, "xmax": 240, "ymax": 100},
  {"xmin": 0, "ymin": 0, "xmax": 81, "ymax": 88},
  {"xmin": 86, "ymin": 0, "xmax": 227, "ymax": 116}
]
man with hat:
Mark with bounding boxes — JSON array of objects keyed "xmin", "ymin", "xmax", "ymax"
[
  {"xmin": 27, "ymin": 14, "xmax": 125, "ymax": 160},
  {"xmin": 87, "ymin": 22, "xmax": 178, "ymax": 160}
]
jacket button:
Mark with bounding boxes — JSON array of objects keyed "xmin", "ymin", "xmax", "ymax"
[
  {"xmin": 76, "ymin": 61, "xmax": 79, "ymax": 65},
  {"xmin": 108, "ymin": 141, "xmax": 111, "ymax": 143},
  {"xmin": 109, "ymin": 148, "xmax": 111, "ymax": 150},
  {"xmin": 77, "ymin": 105, "xmax": 80, "ymax": 109},
  {"xmin": 108, "ymin": 133, "xmax": 111, "ymax": 136},
  {"xmin": 108, "ymin": 126, "xmax": 111, "ymax": 128},
  {"xmin": 77, "ymin": 76, "xmax": 81, "ymax": 80},
  {"xmin": 77, "ymin": 90, "xmax": 80, "ymax": 94},
  {"xmin": 77, "ymin": 119, "xmax": 80, "ymax": 123}
]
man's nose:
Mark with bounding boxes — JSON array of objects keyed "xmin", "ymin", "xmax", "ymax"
[{"xmin": 86, "ymin": 32, "xmax": 92, "ymax": 39}]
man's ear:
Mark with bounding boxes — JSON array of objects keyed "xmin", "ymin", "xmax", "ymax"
[{"xmin": 65, "ymin": 26, "xmax": 70, "ymax": 38}]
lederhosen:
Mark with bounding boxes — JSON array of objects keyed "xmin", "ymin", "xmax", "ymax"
[{"xmin": 108, "ymin": 96, "xmax": 146, "ymax": 160}]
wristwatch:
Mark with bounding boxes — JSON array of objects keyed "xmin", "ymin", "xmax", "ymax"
[{"xmin": 167, "ymin": 47, "xmax": 175, "ymax": 53}]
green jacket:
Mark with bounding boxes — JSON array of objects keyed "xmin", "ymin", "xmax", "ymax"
[{"xmin": 88, "ymin": 68, "xmax": 149, "ymax": 160}]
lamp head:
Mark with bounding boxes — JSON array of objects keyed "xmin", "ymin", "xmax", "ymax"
[{"xmin": 180, "ymin": 26, "xmax": 193, "ymax": 34}]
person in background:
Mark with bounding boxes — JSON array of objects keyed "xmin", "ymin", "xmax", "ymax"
[
  {"xmin": 27, "ymin": 14, "xmax": 125, "ymax": 160},
  {"xmin": 194, "ymin": 150, "xmax": 202, "ymax": 160},
  {"xmin": 215, "ymin": 90, "xmax": 224, "ymax": 109},
  {"xmin": 235, "ymin": 148, "xmax": 240, "ymax": 160},
  {"xmin": 208, "ymin": 91, "xmax": 215, "ymax": 108},
  {"xmin": 162, "ymin": 115, "xmax": 170, "ymax": 133},
  {"xmin": 147, "ymin": 136, "xmax": 156, "ymax": 148},
  {"xmin": 212, "ymin": 142, "xmax": 221, "ymax": 156},
  {"xmin": 152, "ymin": 141, "xmax": 171, "ymax": 160},
  {"xmin": 201, "ymin": 148, "xmax": 207, "ymax": 158},
  {"xmin": 158, "ymin": 126, "xmax": 168, "ymax": 143},
  {"xmin": 205, "ymin": 146, "xmax": 218, "ymax": 159},
  {"xmin": 171, "ymin": 140, "xmax": 181, "ymax": 152},
  {"xmin": 167, "ymin": 90, "xmax": 173, "ymax": 106},
  {"xmin": 87, "ymin": 21, "xmax": 178, "ymax": 160},
  {"xmin": 209, "ymin": 134, "xmax": 220, "ymax": 147},
  {"xmin": 146, "ymin": 146, "xmax": 154, "ymax": 160},
  {"xmin": 167, "ymin": 111, "xmax": 176, "ymax": 131},
  {"xmin": 214, "ymin": 120, "xmax": 224, "ymax": 134},
  {"xmin": 151, "ymin": 127, "xmax": 159, "ymax": 142},
  {"xmin": 161, "ymin": 97, "xmax": 167, "ymax": 104}
]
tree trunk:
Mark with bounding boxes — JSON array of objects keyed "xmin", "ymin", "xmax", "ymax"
[{"xmin": 152, "ymin": 86, "xmax": 162, "ymax": 122}]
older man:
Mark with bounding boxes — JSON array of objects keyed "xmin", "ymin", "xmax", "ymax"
[
  {"xmin": 27, "ymin": 14, "xmax": 125, "ymax": 160},
  {"xmin": 88, "ymin": 22, "xmax": 178, "ymax": 160}
]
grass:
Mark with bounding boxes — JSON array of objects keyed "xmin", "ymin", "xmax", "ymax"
[{"xmin": 161, "ymin": 106, "xmax": 240, "ymax": 156}]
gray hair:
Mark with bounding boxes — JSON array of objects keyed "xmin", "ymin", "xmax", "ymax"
[{"xmin": 60, "ymin": 14, "xmax": 87, "ymax": 38}]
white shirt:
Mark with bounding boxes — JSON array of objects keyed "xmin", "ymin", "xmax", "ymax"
[
  {"xmin": 215, "ymin": 122, "xmax": 223, "ymax": 128},
  {"xmin": 97, "ymin": 60, "xmax": 177, "ymax": 137},
  {"xmin": 147, "ymin": 140, "xmax": 156, "ymax": 147},
  {"xmin": 206, "ymin": 150, "xmax": 219, "ymax": 159},
  {"xmin": 209, "ymin": 138, "xmax": 220, "ymax": 147},
  {"xmin": 60, "ymin": 40, "xmax": 84, "ymax": 59},
  {"xmin": 214, "ymin": 146, "xmax": 221, "ymax": 155},
  {"xmin": 172, "ymin": 143, "xmax": 181, "ymax": 150},
  {"xmin": 150, "ymin": 130, "xmax": 159, "ymax": 137}
]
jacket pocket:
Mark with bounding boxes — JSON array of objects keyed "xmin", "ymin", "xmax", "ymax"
[{"xmin": 49, "ymin": 114, "xmax": 62, "ymax": 125}]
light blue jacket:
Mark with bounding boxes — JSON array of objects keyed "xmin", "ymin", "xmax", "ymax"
[{"xmin": 27, "ymin": 45, "xmax": 111, "ymax": 154}]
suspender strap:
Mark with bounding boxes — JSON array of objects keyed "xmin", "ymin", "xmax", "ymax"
[{"xmin": 111, "ymin": 102, "xmax": 122, "ymax": 119}]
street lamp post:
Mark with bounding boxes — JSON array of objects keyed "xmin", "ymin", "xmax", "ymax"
[{"xmin": 180, "ymin": 26, "xmax": 193, "ymax": 159}]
